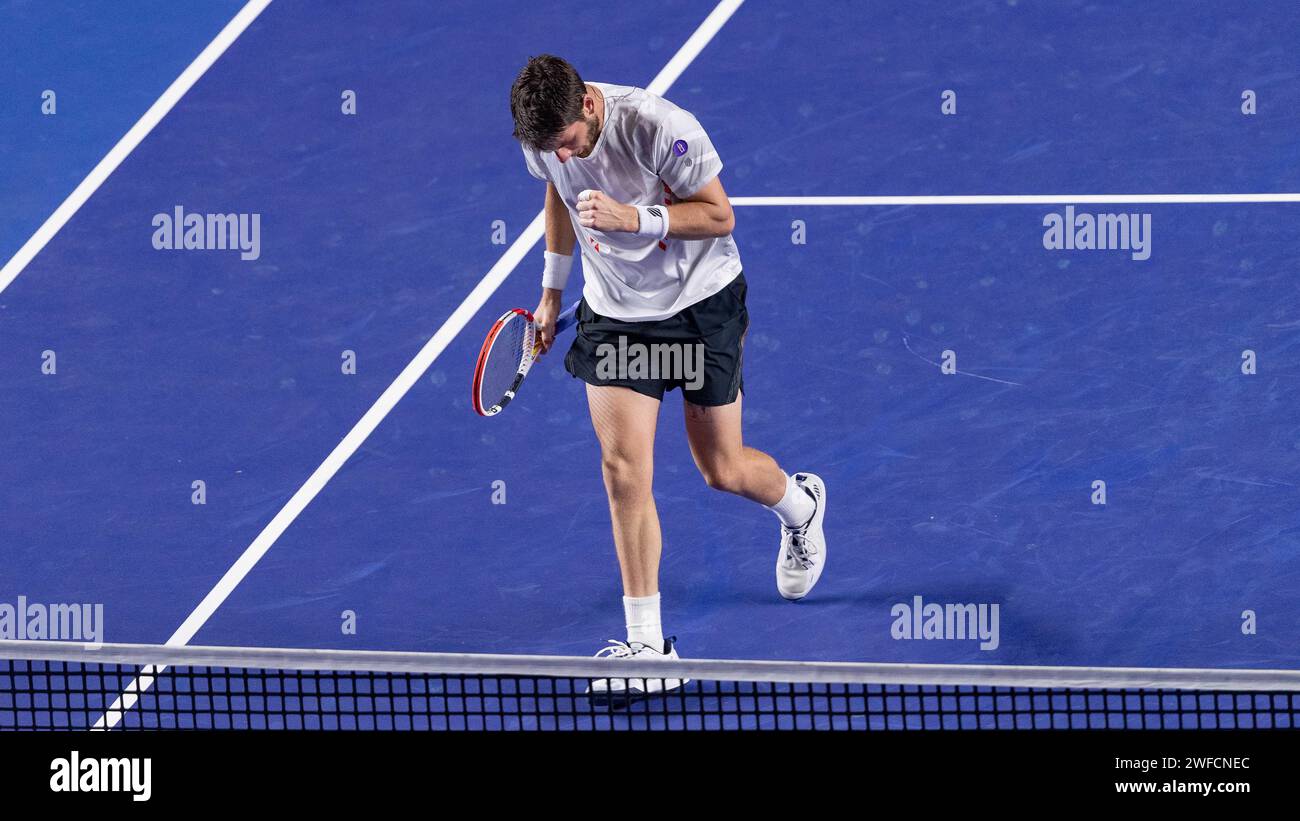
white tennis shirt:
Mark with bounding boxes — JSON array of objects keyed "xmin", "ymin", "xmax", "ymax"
[{"xmin": 521, "ymin": 83, "xmax": 742, "ymax": 321}]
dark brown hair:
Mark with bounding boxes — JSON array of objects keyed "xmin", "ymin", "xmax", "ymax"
[{"xmin": 510, "ymin": 54, "xmax": 586, "ymax": 149}]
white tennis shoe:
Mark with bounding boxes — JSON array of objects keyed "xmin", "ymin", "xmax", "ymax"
[
  {"xmin": 585, "ymin": 638, "xmax": 686, "ymax": 704},
  {"xmin": 776, "ymin": 472, "xmax": 827, "ymax": 600}
]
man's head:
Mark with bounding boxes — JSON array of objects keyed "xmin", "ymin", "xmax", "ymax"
[{"xmin": 510, "ymin": 54, "xmax": 601, "ymax": 163}]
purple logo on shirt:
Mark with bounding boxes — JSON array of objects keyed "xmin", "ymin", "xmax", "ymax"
[{"xmin": 672, "ymin": 139, "xmax": 688, "ymax": 156}]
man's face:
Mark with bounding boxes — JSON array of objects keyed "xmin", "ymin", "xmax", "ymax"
[{"xmin": 544, "ymin": 95, "xmax": 600, "ymax": 163}]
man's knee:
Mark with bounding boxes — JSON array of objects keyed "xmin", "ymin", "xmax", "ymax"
[
  {"xmin": 698, "ymin": 460, "xmax": 745, "ymax": 495},
  {"xmin": 601, "ymin": 450, "xmax": 653, "ymax": 499}
]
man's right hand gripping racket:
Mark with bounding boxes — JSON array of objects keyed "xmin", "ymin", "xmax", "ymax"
[{"xmin": 471, "ymin": 300, "xmax": 580, "ymax": 417}]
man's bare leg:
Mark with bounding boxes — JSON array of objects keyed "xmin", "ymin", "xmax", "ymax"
[
  {"xmin": 681, "ymin": 391, "xmax": 788, "ymax": 506},
  {"xmin": 586, "ymin": 383, "xmax": 662, "ymax": 606},
  {"xmin": 583, "ymin": 383, "xmax": 686, "ymax": 705},
  {"xmin": 684, "ymin": 390, "xmax": 826, "ymax": 600}
]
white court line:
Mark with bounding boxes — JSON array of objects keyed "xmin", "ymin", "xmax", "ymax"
[
  {"xmin": 0, "ymin": 0, "xmax": 273, "ymax": 297},
  {"xmin": 92, "ymin": 210, "xmax": 547, "ymax": 729},
  {"xmin": 645, "ymin": 0, "xmax": 743, "ymax": 94},
  {"xmin": 730, "ymin": 193, "xmax": 1300, "ymax": 206},
  {"xmin": 94, "ymin": 0, "xmax": 747, "ymax": 730}
]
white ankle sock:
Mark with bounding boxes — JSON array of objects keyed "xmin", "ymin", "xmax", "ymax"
[
  {"xmin": 623, "ymin": 593, "xmax": 664, "ymax": 651},
  {"xmin": 767, "ymin": 473, "xmax": 815, "ymax": 527}
]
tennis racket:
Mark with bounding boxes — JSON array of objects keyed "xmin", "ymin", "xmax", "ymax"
[{"xmin": 471, "ymin": 300, "xmax": 580, "ymax": 417}]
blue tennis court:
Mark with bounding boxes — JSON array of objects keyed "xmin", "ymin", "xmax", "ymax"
[{"xmin": 2, "ymin": 0, "xmax": 1298, "ymax": 728}]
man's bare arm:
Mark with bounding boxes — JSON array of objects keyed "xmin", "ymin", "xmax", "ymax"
[
  {"xmin": 545, "ymin": 181, "xmax": 577, "ymax": 254},
  {"xmin": 665, "ymin": 176, "xmax": 735, "ymax": 239},
  {"xmin": 574, "ymin": 176, "xmax": 735, "ymax": 240},
  {"xmin": 534, "ymin": 182, "xmax": 574, "ymax": 354}
]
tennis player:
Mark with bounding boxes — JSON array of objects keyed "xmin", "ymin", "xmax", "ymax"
[{"xmin": 510, "ymin": 55, "xmax": 827, "ymax": 695}]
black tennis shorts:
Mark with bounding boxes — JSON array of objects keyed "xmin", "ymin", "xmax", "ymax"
[{"xmin": 564, "ymin": 271, "xmax": 748, "ymax": 406}]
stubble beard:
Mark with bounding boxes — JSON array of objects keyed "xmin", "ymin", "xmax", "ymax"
[{"xmin": 576, "ymin": 113, "xmax": 601, "ymax": 158}]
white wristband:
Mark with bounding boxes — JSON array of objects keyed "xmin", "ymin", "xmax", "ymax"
[
  {"xmin": 542, "ymin": 251, "xmax": 573, "ymax": 291},
  {"xmin": 634, "ymin": 204, "xmax": 670, "ymax": 241}
]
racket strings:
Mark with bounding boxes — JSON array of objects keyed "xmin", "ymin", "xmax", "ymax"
[{"xmin": 478, "ymin": 313, "xmax": 534, "ymax": 411}]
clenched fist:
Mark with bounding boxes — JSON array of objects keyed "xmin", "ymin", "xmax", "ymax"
[{"xmin": 576, "ymin": 189, "xmax": 638, "ymax": 233}]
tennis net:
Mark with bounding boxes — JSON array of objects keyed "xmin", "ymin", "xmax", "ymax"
[{"xmin": 3, "ymin": 640, "xmax": 1299, "ymax": 731}]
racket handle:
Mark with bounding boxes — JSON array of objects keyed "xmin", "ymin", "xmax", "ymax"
[{"xmin": 553, "ymin": 299, "xmax": 581, "ymax": 334}]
